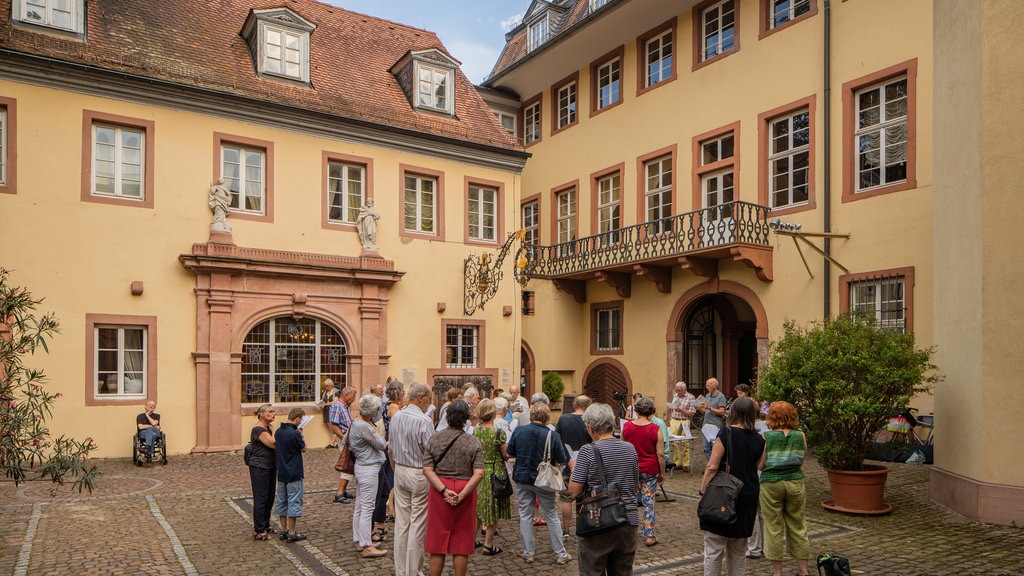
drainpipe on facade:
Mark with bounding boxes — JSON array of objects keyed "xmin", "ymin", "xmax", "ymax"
[{"xmin": 822, "ymin": 0, "xmax": 832, "ymax": 319}]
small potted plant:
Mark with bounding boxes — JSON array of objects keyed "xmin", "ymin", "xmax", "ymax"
[
  {"xmin": 542, "ymin": 371, "xmax": 565, "ymax": 406},
  {"xmin": 757, "ymin": 314, "xmax": 940, "ymax": 514}
]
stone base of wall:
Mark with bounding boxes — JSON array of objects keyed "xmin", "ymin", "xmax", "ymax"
[{"xmin": 930, "ymin": 467, "xmax": 1024, "ymax": 526}]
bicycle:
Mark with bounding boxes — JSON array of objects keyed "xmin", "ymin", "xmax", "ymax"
[{"xmin": 873, "ymin": 407, "xmax": 934, "ymax": 447}]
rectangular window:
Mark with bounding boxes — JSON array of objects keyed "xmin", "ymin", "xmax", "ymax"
[
  {"xmin": 591, "ymin": 302, "xmax": 623, "ymax": 354},
  {"xmin": 645, "ymin": 30, "xmax": 673, "ymax": 87},
  {"xmin": 556, "ymin": 188, "xmax": 576, "ymax": 256},
  {"xmin": 523, "ymin": 99, "xmax": 541, "ymax": 145},
  {"xmin": 645, "ymin": 155, "xmax": 673, "ymax": 234},
  {"xmin": 264, "ymin": 26, "xmax": 303, "ymax": 79},
  {"xmin": 0, "ymin": 107, "xmax": 7, "ymax": 187},
  {"xmin": 92, "ymin": 124, "xmax": 144, "ymax": 200},
  {"xmin": 221, "ymin": 144, "xmax": 265, "ymax": 214},
  {"xmin": 528, "ymin": 17, "xmax": 549, "ymax": 52},
  {"xmin": 701, "ymin": 0, "xmax": 736, "ymax": 61},
  {"xmin": 702, "ymin": 132, "xmax": 735, "ymax": 166},
  {"xmin": 770, "ymin": 0, "xmax": 811, "ymax": 28},
  {"xmin": 95, "ymin": 325, "xmax": 147, "ymax": 397},
  {"xmin": 769, "ymin": 109, "xmax": 810, "ymax": 208},
  {"xmin": 446, "ymin": 325, "xmax": 479, "ymax": 368},
  {"xmin": 597, "ymin": 173, "xmax": 621, "ymax": 247},
  {"xmin": 494, "ymin": 111, "xmax": 516, "ymax": 136},
  {"xmin": 16, "ymin": 0, "xmax": 80, "ymax": 32},
  {"xmin": 468, "ymin": 185, "xmax": 497, "ymax": 242},
  {"xmin": 417, "ymin": 64, "xmax": 451, "ymax": 112},
  {"xmin": 696, "ymin": 128, "xmax": 738, "ymax": 233},
  {"xmin": 327, "ymin": 162, "xmax": 365, "ymax": 223},
  {"xmin": 404, "ymin": 174, "xmax": 436, "ymax": 234},
  {"xmin": 522, "ymin": 200, "xmax": 539, "ymax": 246},
  {"xmin": 556, "ymin": 81, "xmax": 577, "ymax": 130},
  {"xmin": 849, "ymin": 275, "xmax": 906, "ymax": 332},
  {"xmin": 855, "ymin": 76, "xmax": 908, "ymax": 192},
  {"xmin": 589, "ymin": 0, "xmax": 611, "ymax": 11},
  {"xmin": 596, "ymin": 58, "xmax": 621, "ymax": 110}
]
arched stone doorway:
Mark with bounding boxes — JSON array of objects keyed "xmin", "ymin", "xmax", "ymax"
[
  {"xmin": 667, "ymin": 280, "xmax": 768, "ymax": 397},
  {"xmin": 581, "ymin": 358, "xmax": 632, "ymax": 419},
  {"xmin": 520, "ymin": 341, "xmax": 536, "ymax": 398}
]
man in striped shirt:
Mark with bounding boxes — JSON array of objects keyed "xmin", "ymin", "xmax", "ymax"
[
  {"xmin": 389, "ymin": 383, "xmax": 435, "ymax": 576},
  {"xmin": 329, "ymin": 386, "xmax": 357, "ymax": 503}
]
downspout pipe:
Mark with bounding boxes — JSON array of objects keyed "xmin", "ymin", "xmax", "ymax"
[{"xmin": 822, "ymin": 0, "xmax": 832, "ymax": 319}]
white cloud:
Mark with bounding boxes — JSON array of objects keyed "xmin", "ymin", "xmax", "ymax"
[{"xmin": 500, "ymin": 13, "xmax": 523, "ymax": 32}]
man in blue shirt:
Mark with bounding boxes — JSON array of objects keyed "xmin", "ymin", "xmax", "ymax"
[{"xmin": 275, "ymin": 407, "xmax": 307, "ymax": 542}]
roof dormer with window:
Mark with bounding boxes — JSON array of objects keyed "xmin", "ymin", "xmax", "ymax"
[
  {"xmin": 392, "ymin": 49, "xmax": 460, "ymax": 117},
  {"xmin": 522, "ymin": 0, "xmax": 572, "ymax": 53},
  {"xmin": 12, "ymin": 0, "xmax": 85, "ymax": 37},
  {"xmin": 241, "ymin": 8, "xmax": 315, "ymax": 85}
]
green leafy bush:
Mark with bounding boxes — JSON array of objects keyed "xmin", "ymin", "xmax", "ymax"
[
  {"xmin": 757, "ymin": 314, "xmax": 939, "ymax": 471},
  {"xmin": 542, "ymin": 371, "xmax": 565, "ymax": 405}
]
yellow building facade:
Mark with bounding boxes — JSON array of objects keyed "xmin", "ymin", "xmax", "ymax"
[
  {"xmin": 483, "ymin": 0, "xmax": 1022, "ymax": 524},
  {"xmin": 0, "ymin": 1, "xmax": 527, "ymax": 456}
]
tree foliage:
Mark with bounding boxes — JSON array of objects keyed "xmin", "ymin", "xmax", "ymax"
[
  {"xmin": 542, "ymin": 371, "xmax": 565, "ymax": 404},
  {"xmin": 0, "ymin": 268, "xmax": 98, "ymax": 491},
  {"xmin": 756, "ymin": 314, "xmax": 940, "ymax": 471}
]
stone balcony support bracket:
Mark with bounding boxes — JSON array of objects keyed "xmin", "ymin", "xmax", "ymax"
[{"xmin": 595, "ymin": 270, "xmax": 631, "ymax": 298}]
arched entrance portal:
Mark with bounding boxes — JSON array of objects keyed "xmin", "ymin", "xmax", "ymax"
[
  {"xmin": 520, "ymin": 341, "xmax": 535, "ymax": 398},
  {"xmin": 581, "ymin": 358, "xmax": 632, "ymax": 419},
  {"xmin": 667, "ymin": 280, "xmax": 768, "ymax": 398}
]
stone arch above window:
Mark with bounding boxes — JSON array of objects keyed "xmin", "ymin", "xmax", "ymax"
[{"xmin": 241, "ymin": 316, "xmax": 348, "ymax": 405}]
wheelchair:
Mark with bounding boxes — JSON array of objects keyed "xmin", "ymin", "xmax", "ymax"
[{"xmin": 133, "ymin": 429, "xmax": 168, "ymax": 466}]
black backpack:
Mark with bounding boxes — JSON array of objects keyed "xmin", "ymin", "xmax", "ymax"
[{"xmin": 817, "ymin": 553, "xmax": 852, "ymax": 576}]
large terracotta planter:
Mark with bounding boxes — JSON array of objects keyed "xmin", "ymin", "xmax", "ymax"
[{"xmin": 822, "ymin": 464, "xmax": 893, "ymax": 515}]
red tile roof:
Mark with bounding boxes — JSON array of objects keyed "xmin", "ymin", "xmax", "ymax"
[
  {"xmin": 0, "ymin": 0, "xmax": 522, "ymax": 151},
  {"xmin": 488, "ymin": 0, "xmax": 595, "ymax": 85}
]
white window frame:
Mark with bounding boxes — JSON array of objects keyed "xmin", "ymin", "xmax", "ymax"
[
  {"xmin": 15, "ymin": 0, "xmax": 83, "ymax": 33},
  {"xmin": 645, "ymin": 155, "xmax": 673, "ymax": 234},
  {"xmin": 494, "ymin": 111, "xmax": 516, "ymax": 136},
  {"xmin": 241, "ymin": 317, "xmax": 347, "ymax": 405},
  {"xmin": 523, "ymin": 101, "xmax": 541, "ymax": 145},
  {"xmin": 769, "ymin": 109, "xmax": 810, "ymax": 208},
  {"xmin": 404, "ymin": 174, "xmax": 437, "ymax": 234},
  {"xmin": 557, "ymin": 188, "xmax": 576, "ymax": 257},
  {"xmin": 221, "ymin": 144, "xmax": 266, "ymax": 215},
  {"xmin": 596, "ymin": 307, "xmax": 621, "ymax": 351},
  {"xmin": 855, "ymin": 76, "xmax": 908, "ymax": 192},
  {"xmin": 597, "ymin": 173, "xmax": 621, "ymax": 247},
  {"xmin": 589, "ymin": 0, "xmax": 612, "ymax": 11},
  {"xmin": 261, "ymin": 23, "xmax": 309, "ymax": 82},
  {"xmin": 92, "ymin": 123, "xmax": 145, "ymax": 200},
  {"xmin": 415, "ymin": 61, "xmax": 455, "ymax": 115},
  {"xmin": 446, "ymin": 325, "xmax": 479, "ymax": 369},
  {"xmin": 468, "ymin": 185, "xmax": 497, "ymax": 242},
  {"xmin": 701, "ymin": 133, "xmax": 735, "ymax": 166},
  {"xmin": 557, "ymin": 81, "xmax": 577, "ymax": 129},
  {"xmin": 596, "ymin": 58, "xmax": 621, "ymax": 110},
  {"xmin": 522, "ymin": 200, "xmax": 539, "ymax": 246},
  {"xmin": 327, "ymin": 161, "xmax": 365, "ymax": 224},
  {"xmin": 645, "ymin": 30, "xmax": 673, "ymax": 87},
  {"xmin": 701, "ymin": 0, "xmax": 736, "ymax": 61},
  {"xmin": 94, "ymin": 325, "xmax": 148, "ymax": 398},
  {"xmin": 770, "ymin": 0, "xmax": 811, "ymax": 29},
  {"xmin": 0, "ymin": 107, "xmax": 7, "ymax": 186},
  {"xmin": 849, "ymin": 276, "xmax": 906, "ymax": 332},
  {"xmin": 528, "ymin": 16, "xmax": 549, "ymax": 52}
]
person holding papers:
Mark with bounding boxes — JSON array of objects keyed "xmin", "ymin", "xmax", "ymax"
[{"xmin": 695, "ymin": 378, "xmax": 729, "ymax": 462}]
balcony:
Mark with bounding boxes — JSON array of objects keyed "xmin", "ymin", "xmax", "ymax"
[{"xmin": 526, "ymin": 201, "xmax": 773, "ymax": 301}]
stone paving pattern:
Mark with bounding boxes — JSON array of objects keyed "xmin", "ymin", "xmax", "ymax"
[{"xmin": 1, "ymin": 446, "xmax": 1022, "ymax": 575}]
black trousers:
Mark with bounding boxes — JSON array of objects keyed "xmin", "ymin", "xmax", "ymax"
[
  {"xmin": 373, "ymin": 456, "xmax": 395, "ymax": 523},
  {"xmin": 249, "ymin": 465, "xmax": 276, "ymax": 532}
]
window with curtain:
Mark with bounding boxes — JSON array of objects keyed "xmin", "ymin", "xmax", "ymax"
[
  {"xmin": 855, "ymin": 76, "xmax": 908, "ymax": 192},
  {"xmin": 327, "ymin": 161, "xmax": 365, "ymax": 223},
  {"xmin": 95, "ymin": 326, "xmax": 147, "ymax": 397}
]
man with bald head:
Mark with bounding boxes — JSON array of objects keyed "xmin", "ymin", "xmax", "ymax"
[
  {"xmin": 389, "ymin": 383, "xmax": 435, "ymax": 576},
  {"xmin": 695, "ymin": 377, "xmax": 728, "ymax": 461}
]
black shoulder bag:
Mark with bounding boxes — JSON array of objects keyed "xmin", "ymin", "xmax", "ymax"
[
  {"xmin": 575, "ymin": 440, "xmax": 630, "ymax": 536},
  {"xmin": 696, "ymin": 426, "xmax": 745, "ymax": 525}
]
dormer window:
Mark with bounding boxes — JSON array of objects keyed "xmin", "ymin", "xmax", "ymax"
[
  {"xmin": 14, "ymin": 0, "xmax": 84, "ymax": 34},
  {"xmin": 392, "ymin": 50, "xmax": 459, "ymax": 117},
  {"xmin": 527, "ymin": 16, "xmax": 549, "ymax": 52},
  {"xmin": 241, "ymin": 8, "xmax": 315, "ymax": 85}
]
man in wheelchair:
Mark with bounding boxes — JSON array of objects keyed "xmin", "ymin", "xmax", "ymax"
[{"xmin": 136, "ymin": 400, "xmax": 163, "ymax": 462}]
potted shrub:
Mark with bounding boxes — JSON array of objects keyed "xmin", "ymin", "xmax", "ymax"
[
  {"xmin": 756, "ymin": 314, "xmax": 939, "ymax": 514},
  {"xmin": 541, "ymin": 371, "xmax": 565, "ymax": 406}
]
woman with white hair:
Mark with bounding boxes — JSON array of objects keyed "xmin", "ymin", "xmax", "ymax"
[{"xmin": 349, "ymin": 393, "xmax": 388, "ymax": 558}]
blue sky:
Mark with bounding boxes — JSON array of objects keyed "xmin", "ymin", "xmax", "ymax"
[{"xmin": 327, "ymin": 0, "xmax": 532, "ymax": 84}]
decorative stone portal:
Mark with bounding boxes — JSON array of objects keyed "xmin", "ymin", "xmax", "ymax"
[{"xmin": 180, "ymin": 238, "xmax": 403, "ymax": 453}]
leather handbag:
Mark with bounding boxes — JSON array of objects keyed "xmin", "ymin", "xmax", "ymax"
[
  {"xmin": 533, "ymin": 430, "xmax": 565, "ymax": 491},
  {"xmin": 491, "ymin": 471, "xmax": 513, "ymax": 499},
  {"xmin": 575, "ymin": 441, "xmax": 629, "ymax": 536},
  {"xmin": 696, "ymin": 427, "xmax": 744, "ymax": 525},
  {"xmin": 334, "ymin": 434, "xmax": 355, "ymax": 474}
]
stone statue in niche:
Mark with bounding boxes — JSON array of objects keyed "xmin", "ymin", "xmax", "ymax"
[
  {"xmin": 356, "ymin": 198, "xmax": 380, "ymax": 251},
  {"xmin": 209, "ymin": 178, "xmax": 232, "ymax": 233}
]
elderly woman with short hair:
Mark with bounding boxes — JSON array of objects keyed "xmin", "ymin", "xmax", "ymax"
[
  {"xmin": 349, "ymin": 393, "xmax": 388, "ymax": 558},
  {"xmin": 568, "ymin": 403, "xmax": 640, "ymax": 576}
]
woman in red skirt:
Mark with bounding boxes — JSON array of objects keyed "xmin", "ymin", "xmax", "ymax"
[{"xmin": 423, "ymin": 399, "xmax": 484, "ymax": 576}]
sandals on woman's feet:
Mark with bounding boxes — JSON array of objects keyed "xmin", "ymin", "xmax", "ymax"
[
  {"xmin": 253, "ymin": 531, "xmax": 270, "ymax": 541},
  {"xmin": 481, "ymin": 545, "xmax": 503, "ymax": 556},
  {"xmin": 371, "ymin": 529, "xmax": 388, "ymax": 543},
  {"xmin": 645, "ymin": 537, "xmax": 659, "ymax": 547}
]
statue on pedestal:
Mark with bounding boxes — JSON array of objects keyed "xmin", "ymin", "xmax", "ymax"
[
  {"xmin": 356, "ymin": 198, "xmax": 380, "ymax": 251},
  {"xmin": 209, "ymin": 178, "xmax": 232, "ymax": 233}
]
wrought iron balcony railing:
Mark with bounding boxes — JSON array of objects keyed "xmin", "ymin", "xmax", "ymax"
[{"xmin": 527, "ymin": 201, "xmax": 771, "ymax": 279}]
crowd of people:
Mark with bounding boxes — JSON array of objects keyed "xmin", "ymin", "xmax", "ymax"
[{"xmin": 236, "ymin": 376, "xmax": 810, "ymax": 576}]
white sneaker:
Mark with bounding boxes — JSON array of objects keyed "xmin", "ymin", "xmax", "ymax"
[{"xmin": 556, "ymin": 554, "xmax": 573, "ymax": 565}]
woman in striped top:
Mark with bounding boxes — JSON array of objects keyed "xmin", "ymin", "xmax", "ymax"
[{"xmin": 758, "ymin": 401, "xmax": 810, "ymax": 576}]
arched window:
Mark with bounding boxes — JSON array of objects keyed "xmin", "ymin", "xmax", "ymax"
[
  {"xmin": 241, "ymin": 317, "xmax": 347, "ymax": 404},
  {"xmin": 685, "ymin": 300, "xmax": 717, "ymax": 391}
]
